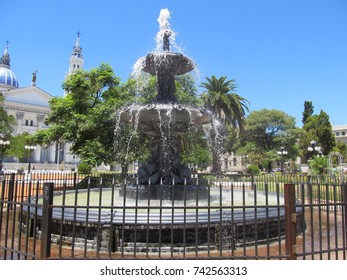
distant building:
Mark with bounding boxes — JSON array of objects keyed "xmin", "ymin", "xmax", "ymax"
[
  {"xmin": 0, "ymin": 35, "xmax": 84, "ymax": 166},
  {"xmin": 332, "ymin": 125, "xmax": 347, "ymax": 145},
  {"xmin": 220, "ymin": 152, "xmax": 244, "ymax": 173}
]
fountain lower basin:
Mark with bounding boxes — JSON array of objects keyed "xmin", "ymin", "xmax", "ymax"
[
  {"xmin": 22, "ymin": 187, "xmax": 303, "ymax": 254},
  {"xmin": 120, "ymin": 104, "xmax": 212, "ymax": 136}
]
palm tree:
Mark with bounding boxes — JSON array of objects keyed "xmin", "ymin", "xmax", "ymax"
[
  {"xmin": 201, "ymin": 75, "xmax": 249, "ymax": 174},
  {"xmin": 201, "ymin": 75, "xmax": 249, "ymax": 131}
]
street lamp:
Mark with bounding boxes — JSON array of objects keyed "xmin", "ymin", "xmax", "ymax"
[
  {"xmin": 241, "ymin": 155, "xmax": 249, "ymax": 171},
  {"xmin": 0, "ymin": 139, "xmax": 10, "ymax": 174},
  {"xmin": 277, "ymin": 147, "xmax": 288, "ymax": 174},
  {"xmin": 307, "ymin": 140, "xmax": 322, "ymax": 158},
  {"xmin": 25, "ymin": 145, "xmax": 37, "ymax": 173}
]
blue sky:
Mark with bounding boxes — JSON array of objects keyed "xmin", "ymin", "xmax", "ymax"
[{"xmin": 1, "ymin": 0, "xmax": 347, "ymax": 127}]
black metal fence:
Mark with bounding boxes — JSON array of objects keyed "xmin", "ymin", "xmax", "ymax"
[{"xmin": 1, "ymin": 172, "xmax": 346, "ymax": 259}]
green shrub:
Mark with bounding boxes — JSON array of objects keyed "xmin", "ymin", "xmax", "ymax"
[
  {"xmin": 78, "ymin": 162, "xmax": 92, "ymax": 174},
  {"xmin": 246, "ymin": 164, "xmax": 260, "ymax": 175},
  {"xmin": 309, "ymin": 156, "xmax": 327, "ymax": 175}
]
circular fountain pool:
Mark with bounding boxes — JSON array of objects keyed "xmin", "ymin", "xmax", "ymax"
[
  {"xmin": 46, "ymin": 187, "xmax": 284, "ymax": 212},
  {"xmin": 22, "ymin": 186, "xmax": 302, "ymax": 254}
]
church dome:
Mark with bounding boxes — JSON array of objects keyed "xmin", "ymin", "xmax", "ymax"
[
  {"xmin": 0, "ymin": 66, "xmax": 19, "ymax": 89},
  {"xmin": 0, "ymin": 43, "xmax": 19, "ymax": 90}
]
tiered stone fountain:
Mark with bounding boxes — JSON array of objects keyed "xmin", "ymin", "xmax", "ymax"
[{"xmin": 118, "ymin": 9, "xmax": 212, "ymax": 200}]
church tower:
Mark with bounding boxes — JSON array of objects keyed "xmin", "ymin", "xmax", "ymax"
[
  {"xmin": 64, "ymin": 32, "xmax": 84, "ymax": 96},
  {"xmin": 62, "ymin": 32, "xmax": 85, "ymax": 164},
  {"xmin": 68, "ymin": 32, "xmax": 84, "ymax": 75}
]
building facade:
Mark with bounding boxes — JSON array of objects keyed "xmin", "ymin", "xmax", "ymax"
[
  {"xmin": 220, "ymin": 152, "xmax": 244, "ymax": 173},
  {"xmin": 332, "ymin": 125, "xmax": 347, "ymax": 145},
  {"xmin": 0, "ymin": 35, "xmax": 84, "ymax": 167}
]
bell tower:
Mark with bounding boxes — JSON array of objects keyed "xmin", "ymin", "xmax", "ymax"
[
  {"xmin": 68, "ymin": 31, "xmax": 84, "ymax": 75},
  {"xmin": 64, "ymin": 32, "xmax": 84, "ymax": 96}
]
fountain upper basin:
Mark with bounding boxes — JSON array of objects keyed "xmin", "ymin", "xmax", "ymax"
[{"xmin": 141, "ymin": 52, "xmax": 195, "ymax": 75}]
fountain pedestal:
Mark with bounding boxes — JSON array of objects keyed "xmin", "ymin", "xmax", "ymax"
[{"xmin": 120, "ymin": 104, "xmax": 212, "ymax": 186}]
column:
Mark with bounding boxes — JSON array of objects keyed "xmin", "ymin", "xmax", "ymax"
[
  {"xmin": 34, "ymin": 145, "xmax": 41, "ymax": 163},
  {"xmin": 34, "ymin": 115, "xmax": 46, "ymax": 163},
  {"xmin": 16, "ymin": 112, "xmax": 24, "ymax": 134},
  {"xmin": 37, "ymin": 114, "xmax": 45, "ymax": 129}
]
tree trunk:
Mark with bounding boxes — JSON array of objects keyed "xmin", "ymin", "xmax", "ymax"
[
  {"xmin": 121, "ymin": 162, "xmax": 129, "ymax": 180},
  {"xmin": 211, "ymin": 151, "xmax": 222, "ymax": 175},
  {"xmin": 267, "ymin": 161, "xmax": 272, "ymax": 172}
]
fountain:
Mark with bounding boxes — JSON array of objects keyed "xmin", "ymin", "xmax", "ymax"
[
  {"xmin": 22, "ymin": 9, "xmax": 304, "ymax": 255},
  {"xmin": 117, "ymin": 8, "xmax": 213, "ymax": 199}
]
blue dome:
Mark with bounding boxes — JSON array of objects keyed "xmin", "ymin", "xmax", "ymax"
[{"xmin": 0, "ymin": 66, "xmax": 19, "ymax": 89}]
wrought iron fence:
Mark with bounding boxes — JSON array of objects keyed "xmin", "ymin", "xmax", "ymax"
[{"xmin": 0, "ymin": 172, "xmax": 346, "ymax": 260}]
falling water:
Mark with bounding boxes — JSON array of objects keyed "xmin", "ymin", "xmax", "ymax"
[
  {"xmin": 131, "ymin": 8, "xmax": 185, "ymax": 94},
  {"xmin": 113, "ymin": 105, "xmax": 142, "ymax": 164},
  {"xmin": 155, "ymin": 8, "xmax": 178, "ymax": 53},
  {"xmin": 203, "ymin": 118, "xmax": 225, "ymax": 173}
]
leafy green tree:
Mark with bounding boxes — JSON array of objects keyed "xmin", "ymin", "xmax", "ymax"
[
  {"xmin": 34, "ymin": 63, "xmax": 135, "ymax": 167},
  {"xmin": 175, "ymin": 74, "xmax": 201, "ymax": 106},
  {"xmin": 0, "ymin": 95, "xmax": 16, "ymax": 138},
  {"xmin": 133, "ymin": 73, "xmax": 201, "ymax": 106},
  {"xmin": 113, "ymin": 124, "xmax": 150, "ymax": 177},
  {"xmin": 180, "ymin": 129, "xmax": 211, "ymax": 167},
  {"xmin": 5, "ymin": 132, "xmax": 33, "ymax": 160},
  {"xmin": 77, "ymin": 161, "xmax": 92, "ymax": 174},
  {"xmin": 302, "ymin": 101, "xmax": 314, "ymax": 125},
  {"xmin": 224, "ymin": 125, "xmax": 239, "ymax": 154},
  {"xmin": 132, "ymin": 74, "xmax": 157, "ymax": 104},
  {"xmin": 236, "ymin": 142, "xmax": 264, "ymax": 167},
  {"xmin": 246, "ymin": 164, "xmax": 260, "ymax": 175},
  {"xmin": 333, "ymin": 141, "xmax": 347, "ymax": 162},
  {"xmin": 303, "ymin": 110, "xmax": 335, "ymax": 156},
  {"xmin": 235, "ymin": 109, "xmax": 301, "ymax": 171},
  {"xmin": 0, "ymin": 95, "xmax": 17, "ymax": 170}
]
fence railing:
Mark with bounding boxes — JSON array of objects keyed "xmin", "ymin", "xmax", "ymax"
[{"xmin": 1, "ymin": 172, "xmax": 346, "ymax": 260}]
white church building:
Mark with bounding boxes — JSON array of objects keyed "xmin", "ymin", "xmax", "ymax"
[{"xmin": 0, "ymin": 35, "xmax": 84, "ymax": 168}]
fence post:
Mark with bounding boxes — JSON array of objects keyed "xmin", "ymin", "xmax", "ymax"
[
  {"xmin": 343, "ymin": 182, "xmax": 347, "ymax": 248},
  {"xmin": 307, "ymin": 175, "xmax": 312, "ymax": 205},
  {"xmin": 7, "ymin": 173, "xmax": 15, "ymax": 209},
  {"xmin": 73, "ymin": 171, "xmax": 77, "ymax": 190},
  {"xmin": 40, "ymin": 182, "xmax": 54, "ymax": 259},
  {"xmin": 251, "ymin": 174, "xmax": 255, "ymax": 190},
  {"xmin": 284, "ymin": 183, "xmax": 297, "ymax": 260}
]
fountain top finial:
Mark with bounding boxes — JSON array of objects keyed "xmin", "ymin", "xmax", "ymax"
[
  {"xmin": 138, "ymin": 8, "xmax": 195, "ymax": 102},
  {"xmin": 157, "ymin": 9, "xmax": 172, "ymax": 52},
  {"xmin": 163, "ymin": 30, "xmax": 171, "ymax": 52}
]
